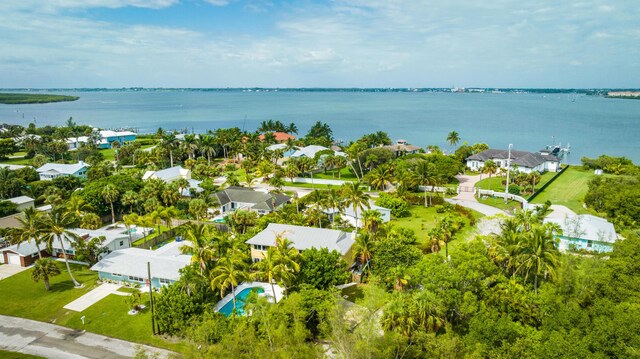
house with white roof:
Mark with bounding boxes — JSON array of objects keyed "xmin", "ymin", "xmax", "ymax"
[
  {"xmin": 7, "ymin": 196, "xmax": 34, "ymax": 211},
  {"xmin": 90, "ymin": 240, "xmax": 192, "ymax": 289},
  {"xmin": 36, "ymin": 161, "xmax": 89, "ymax": 181},
  {"xmin": 246, "ymin": 223, "xmax": 355, "ymax": 263},
  {"xmin": 1, "ymin": 224, "xmax": 135, "ymax": 267},
  {"xmin": 543, "ymin": 214, "xmax": 617, "ymax": 253},
  {"xmin": 67, "ymin": 130, "xmax": 136, "ymax": 150},
  {"xmin": 466, "ymin": 148, "xmax": 559, "ymax": 174},
  {"xmin": 323, "ymin": 203, "xmax": 391, "ymax": 228},
  {"xmin": 290, "ymin": 145, "xmax": 346, "ymax": 159},
  {"xmin": 142, "ymin": 166, "xmax": 202, "ymax": 197}
]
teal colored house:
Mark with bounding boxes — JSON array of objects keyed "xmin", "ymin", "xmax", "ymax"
[
  {"xmin": 90, "ymin": 241, "xmax": 191, "ymax": 289},
  {"xmin": 67, "ymin": 130, "xmax": 137, "ymax": 150},
  {"xmin": 36, "ymin": 161, "xmax": 89, "ymax": 181},
  {"xmin": 544, "ymin": 214, "xmax": 617, "ymax": 253}
]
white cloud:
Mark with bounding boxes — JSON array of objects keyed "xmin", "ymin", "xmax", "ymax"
[{"xmin": 204, "ymin": 0, "xmax": 230, "ymax": 6}]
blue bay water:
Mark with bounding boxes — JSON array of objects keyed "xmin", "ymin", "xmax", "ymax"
[{"xmin": 1, "ymin": 90, "xmax": 639, "ymax": 163}]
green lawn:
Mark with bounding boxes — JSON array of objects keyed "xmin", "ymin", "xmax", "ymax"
[
  {"xmin": 131, "ymin": 225, "xmax": 170, "ymax": 246},
  {"xmin": 475, "ymin": 171, "xmax": 556, "ymax": 195},
  {"xmin": 477, "ymin": 197, "xmax": 522, "ymax": 212},
  {"xmin": 0, "ymin": 157, "xmax": 31, "ymax": 166},
  {"xmin": 0, "ymin": 263, "xmax": 98, "ymax": 322},
  {"xmin": 0, "ymin": 350, "xmax": 44, "ymax": 359},
  {"xmin": 99, "ymin": 144, "xmax": 155, "ymax": 161},
  {"xmin": 310, "ymin": 168, "xmax": 358, "ymax": 181},
  {"xmin": 0, "ymin": 262, "xmax": 184, "ymax": 352},
  {"xmin": 285, "ymin": 182, "xmax": 345, "ymax": 190},
  {"xmin": 56, "ymin": 294, "xmax": 187, "ymax": 352},
  {"xmin": 341, "ymin": 284, "xmax": 365, "ymax": 303},
  {"xmin": 393, "ymin": 205, "xmax": 482, "ymax": 246},
  {"xmin": 529, "ymin": 167, "xmax": 598, "ymax": 214}
]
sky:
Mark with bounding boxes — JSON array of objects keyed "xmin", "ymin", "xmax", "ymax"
[{"xmin": 0, "ymin": 0, "xmax": 638, "ymax": 88}]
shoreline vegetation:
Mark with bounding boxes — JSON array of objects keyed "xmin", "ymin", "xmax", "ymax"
[{"xmin": 0, "ymin": 93, "xmax": 79, "ymax": 104}]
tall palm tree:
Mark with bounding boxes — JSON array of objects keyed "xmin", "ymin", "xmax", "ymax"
[
  {"xmin": 325, "ymin": 188, "xmax": 344, "ymax": 225},
  {"xmin": 251, "ymin": 247, "xmax": 279, "ymax": 301},
  {"xmin": 353, "ymin": 232, "xmax": 374, "ymax": 277},
  {"xmin": 160, "ymin": 132, "xmax": 179, "ymax": 167},
  {"xmin": 415, "ymin": 161, "xmax": 437, "ymax": 207},
  {"xmin": 366, "ymin": 164, "xmax": 394, "ymax": 191},
  {"xmin": 273, "ymin": 235, "xmax": 301, "ymax": 296},
  {"xmin": 210, "ymin": 253, "xmax": 248, "ymax": 311},
  {"xmin": 180, "ymin": 222, "xmax": 215, "ymax": 276},
  {"xmin": 31, "ymin": 258, "xmax": 61, "ymax": 291},
  {"xmin": 122, "ymin": 213, "xmax": 139, "ymax": 247},
  {"xmin": 41, "ymin": 206, "xmax": 82, "ymax": 287},
  {"xmin": 341, "ymin": 182, "xmax": 370, "ymax": 230},
  {"xmin": 65, "ymin": 197, "xmax": 94, "ymax": 219},
  {"xmin": 198, "ymin": 134, "xmax": 217, "ymax": 165},
  {"xmin": 13, "ymin": 207, "xmax": 46, "ymax": 260},
  {"xmin": 362, "ymin": 209, "xmax": 383, "ymax": 235},
  {"xmin": 481, "ymin": 159, "xmax": 498, "ymax": 190},
  {"xmin": 514, "ymin": 225, "xmax": 560, "ymax": 294},
  {"xmin": 102, "ymin": 184, "xmax": 120, "ymax": 224},
  {"xmin": 446, "ymin": 131, "xmax": 460, "ymax": 148},
  {"xmin": 181, "ymin": 134, "xmax": 199, "ymax": 160}
]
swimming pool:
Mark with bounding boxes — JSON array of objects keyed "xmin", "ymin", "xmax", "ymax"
[{"xmin": 218, "ymin": 287, "xmax": 265, "ymax": 316}]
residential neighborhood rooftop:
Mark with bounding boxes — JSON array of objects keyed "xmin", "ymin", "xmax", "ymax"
[{"xmin": 246, "ymin": 223, "xmax": 355, "ymax": 255}]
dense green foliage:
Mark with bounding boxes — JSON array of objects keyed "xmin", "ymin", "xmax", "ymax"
[
  {"xmin": 581, "ymin": 154, "xmax": 638, "ymax": 175},
  {"xmin": 585, "ymin": 175, "xmax": 640, "ymax": 228},
  {"xmin": 0, "ymin": 93, "xmax": 79, "ymax": 104},
  {"xmin": 297, "ymin": 248, "xmax": 350, "ymax": 290}
]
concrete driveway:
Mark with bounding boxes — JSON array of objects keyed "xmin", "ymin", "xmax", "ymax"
[
  {"xmin": 446, "ymin": 198, "xmax": 508, "ymax": 217},
  {"xmin": 0, "ymin": 314, "xmax": 173, "ymax": 359},
  {"xmin": 64, "ymin": 283, "xmax": 122, "ymax": 312},
  {"xmin": 0, "ymin": 265, "xmax": 29, "ymax": 280},
  {"xmin": 454, "ymin": 174, "xmax": 483, "ymax": 201}
]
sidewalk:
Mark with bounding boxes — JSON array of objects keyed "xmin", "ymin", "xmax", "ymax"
[
  {"xmin": 64, "ymin": 283, "xmax": 122, "ymax": 312},
  {"xmin": 0, "ymin": 314, "xmax": 173, "ymax": 359}
]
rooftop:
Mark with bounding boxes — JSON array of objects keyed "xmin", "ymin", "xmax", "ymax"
[
  {"xmin": 246, "ymin": 223, "xmax": 354, "ymax": 255},
  {"xmin": 544, "ymin": 214, "xmax": 617, "ymax": 243},
  {"xmin": 36, "ymin": 161, "xmax": 88, "ymax": 175}
]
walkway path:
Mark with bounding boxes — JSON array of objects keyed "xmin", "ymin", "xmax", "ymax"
[
  {"xmin": 0, "ymin": 315, "xmax": 173, "ymax": 359},
  {"xmin": 0, "ymin": 265, "xmax": 29, "ymax": 281},
  {"xmin": 63, "ymin": 283, "xmax": 122, "ymax": 312},
  {"xmin": 445, "ymin": 198, "xmax": 507, "ymax": 217},
  {"xmin": 453, "ymin": 174, "xmax": 483, "ymax": 201}
]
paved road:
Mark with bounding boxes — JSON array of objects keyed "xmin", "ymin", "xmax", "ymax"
[
  {"xmin": 453, "ymin": 174, "xmax": 483, "ymax": 201},
  {"xmin": 0, "ymin": 315, "xmax": 173, "ymax": 359}
]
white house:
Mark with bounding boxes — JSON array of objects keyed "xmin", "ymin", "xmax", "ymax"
[
  {"xmin": 90, "ymin": 240, "xmax": 191, "ymax": 289},
  {"xmin": 466, "ymin": 149, "xmax": 559, "ymax": 174},
  {"xmin": 543, "ymin": 214, "xmax": 617, "ymax": 253},
  {"xmin": 323, "ymin": 203, "xmax": 391, "ymax": 228},
  {"xmin": 383, "ymin": 140, "xmax": 422, "ymax": 157},
  {"xmin": 36, "ymin": 161, "xmax": 89, "ymax": 181},
  {"xmin": 142, "ymin": 166, "xmax": 202, "ymax": 197},
  {"xmin": 1, "ymin": 224, "xmax": 135, "ymax": 267},
  {"xmin": 212, "ymin": 187, "xmax": 290, "ymax": 216},
  {"xmin": 290, "ymin": 145, "xmax": 346, "ymax": 159},
  {"xmin": 66, "ymin": 130, "xmax": 137, "ymax": 150},
  {"xmin": 246, "ymin": 223, "xmax": 355, "ymax": 263}
]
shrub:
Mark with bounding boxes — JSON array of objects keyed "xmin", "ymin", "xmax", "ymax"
[{"xmin": 376, "ymin": 192, "xmax": 411, "ymax": 217}]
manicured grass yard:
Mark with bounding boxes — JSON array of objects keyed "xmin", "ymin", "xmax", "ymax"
[
  {"xmin": 475, "ymin": 171, "xmax": 556, "ymax": 195},
  {"xmin": 477, "ymin": 197, "xmax": 523, "ymax": 212},
  {"xmin": 0, "ymin": 263, "xmax": 98, "ymax": 323},
  {"xmin": 0, "ymin": 349, "xmax": 44, "ymax": 359},
  {"xmin": 393, "ymin": 205, "xmax": 482, "ymax": 246},
  {"xmin": 0, "ymin": 262, "xmax": 184, "ymax": 352},
  {"xmin": 530, "ymin": 166, "xmax": 598, "ymax": 214},
  {"xmin": 310, "ymin": 168, "xmax": 358, "ymax": 181}
]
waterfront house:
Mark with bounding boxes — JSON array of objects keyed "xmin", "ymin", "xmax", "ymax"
[
  {"xmin": 465, "ymin": 148, "xmax": 559, "ymax": 174},
  {"xmin": 212, "ymin": 187, "xmax": 290, "ymax": 216},
  {"xmin": 1, "ymin": 224, "xmax": 135, "ymax": 267},
  {"xmin": 383, "ymin": 140, "xmax": 422, "ymax": 157},
  {"xmin": 36, "ymin": 161, "xmax": 89, "ymax": 181},
  {"xmin": 259, "ymin": 132, "xmax": 295, "ymax": 143},
  {"xmin": 142, "ymin": 165, "xmax": 203, "ymax": 196},
  {"xmin": 90, "ymin": 240, "xmax": 191, "ymax": 289},
  {"xmin": 246, "ymin": 223, "xmax": 355, "ymax": 263},
  {"xmin": 66, "ymin": 130, "xmax": 136, "ymax": 150},
  {"xmin": 543, "ymin": 214, "xmax": 617, "ymax": 253}
]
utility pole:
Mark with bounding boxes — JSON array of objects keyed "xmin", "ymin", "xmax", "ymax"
[
  {"xmin": 505, "ymin": 144, "xmax": 513, "ymax": 204},
  {"xmin": 147, "ymin": 261, "xmax": 156, "ymax": 335}
]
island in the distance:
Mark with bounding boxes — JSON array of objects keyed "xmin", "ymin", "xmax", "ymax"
[{"xmin": 0, "ymin": 93, "xmax": 79, "ymax": 104}]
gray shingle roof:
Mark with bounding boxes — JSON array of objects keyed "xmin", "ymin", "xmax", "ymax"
[
  {"xmin": 36, "ymin": 162, "xmax": 87, "ymax": 175},
  {"xmin": 245, "ymin": 223, "xmax": 354, "ymax": 255},
  {"xmin": 466, "ymin": 149, "xmax": 559, "ymax": 169},
  {"xmin": 544, "ymin": 215, "xmax": 617, "ymax": 243},
  {"xmin": 214, "ymin": 187, "xmax": 290, "ymax": 211}
]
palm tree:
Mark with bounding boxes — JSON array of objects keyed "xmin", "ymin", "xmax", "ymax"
[
  {"xmin": 180, "ymin": 222, "xmax": 215, "ymax": 276},
  {"xmin": 325, "ymin": 188, "xmax": 344, "ymax": 225},
  {"xmin": 181, "ymin": 134, "xmax": 199, "ymax": 160},
  {"xmin": 41, "ymin": 207, "xmax": 82, "ymax": 287},
  {"xmin": 481, "ymin": 159, "xmax": 498, "ymax": 190},
  {"xmin": 31, "ymin": 258, "xmax": 61, "ymax": 291},
  {"xmin": 160, "ymin": 132, "xmax": 179, "ymax": 167},
  {"xmin": 13, "ymin": 207, "xmax": 46, "ymax": 260},
  {"xmin": 65, "ymin": 197, "xmax": 94, "ymax": 218},
  {"xmin": 198, "ymin": 134, "xmax": 217, "ymax": 165},
  {"xmin": 251, "ymin": 247, "xmax": 279, "ymax": 300},
  {"xmin": 353, "ymin": 232, "xmax": 374, "ymax": 278},
  {"xmin": 272, "ymin": 235, "xmax": 301, "ymax": 296},
  {"xmin": 446, "ymin": 131, "xmax": 460, "ymax": 148},
  {"xmin": 362, "ymin": 209, "xmax": 383, "ymax": 235},
  {"xmin": 366, "ymin": 164, "xmax": 394, "ymax": 191},
  {"xmin": 102, "ymin": 184, "xmax": 120, "ymax": 224},
  {"xmin": 514, "ymin": 225, "xmax": 560, "ymax": 294},
  {"xmin": 341, "ymin": 182, "xmax": 370, "ymax": 230},
  {"xmin": 415, "ymin": 161, "xmax": 437, "ymax": 207},
  {"xmin": 122, "ymin": 213, "xmax": 139, "ymax": 247},
  {"xmin": 210, "ymin": 253, "xmax": 248, "ymax": 311}
]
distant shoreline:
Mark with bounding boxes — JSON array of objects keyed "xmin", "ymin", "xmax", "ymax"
[{"xmin": 0, "ymin": 93, "xmax": 80, "ymax": 104}]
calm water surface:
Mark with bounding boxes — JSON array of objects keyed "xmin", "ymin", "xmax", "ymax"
[{"xmin": 1, "ymin": 90, "xmax": 639, "ymax": 163}]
